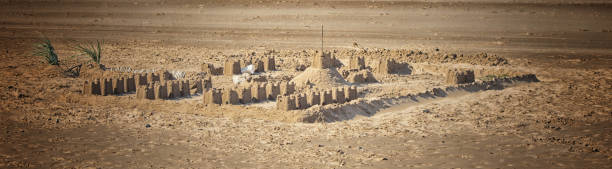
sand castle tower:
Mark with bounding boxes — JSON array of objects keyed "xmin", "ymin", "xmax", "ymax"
[
  {"xmin": 290, "ymin": 25, "xmax": 348, "ymax": 89},
  {"xmin": 290, "ymin": 51, "xmax": 347, "ymax": 89},
  {"xmin": 311, "ymin": 51, "xmax": 333, "ymax": 69}
]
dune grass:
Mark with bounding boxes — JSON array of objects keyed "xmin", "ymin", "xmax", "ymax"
[
  {"xmin": 32, "ymin": 38, "xmax": 59, "ymax": 65},
  {"xmin": 73, "ymin": 40, "xmax": 103, "ymax": 64}
]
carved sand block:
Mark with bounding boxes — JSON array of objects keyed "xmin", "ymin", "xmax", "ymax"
[
  {"xmin": 333, "ymin": 87, "xmax": 346, "ymax": 104},
  {"xmin": 224, "ymin": 60, "xmax": 241, "ymax": 76},
  {"xmin": 203, "ymin": 88, "xmax": 222, "ymax": 105},
  {"xmin": 295, "ymin": 94, "xmax": 308, "ymax": 109},
  {"xmin": 307, "ymin": 91, "xmax": 320, "ymax": 106},
  {"xmin": 320, "ymin": 90, "xmax": 333, "ymax": 105},
  {"xmin": 238, "ymin": 87, "xmax": 251, "ymax": 104},
  {"xmin": 277, "ymin": 95, "xmax": 296, "ymax": 110},
  {"xmin": 251, "ymin": 83, "xmax": 267, "ymax": 102},
  {"xmin": 222, "ymin": 89, "xmax": 239, "ymax": 105},
  {"xmin": 266, "ymin": 82, "xmax": 280, "ymax": 100}
]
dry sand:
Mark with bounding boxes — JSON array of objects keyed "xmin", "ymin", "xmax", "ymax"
[{"xmin": 1, "ymin": 0, "xmax": 611, "ymax": 168}]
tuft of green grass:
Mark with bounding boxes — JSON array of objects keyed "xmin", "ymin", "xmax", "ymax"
[
  {"xmin": 33, "ymin": 38, "xmax": 59, "ymax": 65},
  {"xmin": 73, "ymin": 40, "xmax": 102, "ymax": 64}
]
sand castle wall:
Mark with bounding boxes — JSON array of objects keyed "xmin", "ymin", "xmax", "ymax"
[
  {"xmin": 101, "ymin": 78, "xmax": 112, "ymax": 96},
  {"xmin": 203, "ymin": 88, "xmax": 222, "ymax": 105},
  {"xmin": 133, "ymin": 79, "xmax": 193, "ymax": 100},
  {"xmin": 264, "ymin": 56, "xmax": 276, "ymax": 71},
  {"xmin": 266, "ymin": 82, "xmax": 281, "ymax": 100},
  {"xmin": 216, "ymin": 56, "xmax": 276, "ymax": 76},
  {"xmin": 295, "ymin": 94, "xmax": 308, "ymax": 109},
  {"xmin": 320, "ymin": 90, "xmax": 333, "ymax": 105},
  {"xmin": 83, "ymin": 71, "xmax": 217, "ymax": 102},
  {"xmin": 300, "ymin": 74, "xmax": 538, "ymax": 123},
  {"xmin": 224, "ymin": 60, "xmax": 241, "ymax": 76},
  {"xmin": 169, "ymin": 81, "xmax": 181, "ymax": 98},
  {"xmin": 112, "ymin": 77, "xmax": 125, "ymax": 94},
  {"xmin": 280, "ymin": 82, "xmax": 296, "ymax": 96},
  {"xmin": 410, "ymin": 63, "xmax": 528, "ymax": 80},
  {"xmin": 277, "ymin": 95, "xmax": 296, "ymax": 110},
  {"xmin": 332, "ymin": 87, "xmax": 346, "ymax": 104},
  {"xmin": 180, "ymin": 80, "xmax": 190, "ymax": 97},
  {"xmin": 253, "ymin": 59, "xmax": 265, "ymax": 72},
  {"xmin": 222, "ymin": 89, "xmax": 239, "ymax": 105},
  {"xmin": 136, "ymin": 85, "xmax": 154, "ymax": 99},
  {"xmin": 307, "ymin": 91, "xmax": 320, "ymax": 106},
  {"xmin": 82, "ymin": 79, "xmax": 101, "ymax": 95},
  {"xmin": 201, "ymin": 63, "xmax": 223, "ymax": 75},
  {"xmin": 200, "ymin": 81, "xmax": 296, "ymax": 106},
  {"xmin": 238, "ymin": 87, "xmax": 251, "ymax": 104},
  {"xmin": 251, "ymin": 83, "xmax": 267, "ymax": 102},
  {"xmin": 84, "ymin": 73, "xmax": 207, "ymax": 100},
  {"xmin": 344, "ymin": 86, "xmax": 358, "ymax": 101},
  {"xmin": 276, "ymin": 86, "xmax": 360, "ymax": 110}
]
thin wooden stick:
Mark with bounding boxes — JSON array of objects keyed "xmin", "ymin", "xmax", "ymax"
[{"xmin": 321, "ymin": 24, "xmax": 324, "ymax": 53}]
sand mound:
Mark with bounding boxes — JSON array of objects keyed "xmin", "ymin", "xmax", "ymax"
[{"xmin": 290, "ymin": 67, "xmax": 348, "ymax": 89}]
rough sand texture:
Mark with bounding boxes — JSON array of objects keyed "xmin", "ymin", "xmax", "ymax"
[{"xmin": 1, "ymin": 0, "xmax": 612, "ymax": 168}]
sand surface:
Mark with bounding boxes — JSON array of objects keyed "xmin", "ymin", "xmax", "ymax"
[{"xmin": 1, "ymin": 0, "xmax": 611, "ymax": 168}]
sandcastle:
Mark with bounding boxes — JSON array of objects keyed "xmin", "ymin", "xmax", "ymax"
[{"xmin": 81, "ymin": 48, "xmax": 534, "ymax": 116}]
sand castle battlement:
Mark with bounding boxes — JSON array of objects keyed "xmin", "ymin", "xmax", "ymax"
[
  {"xmin": 203, "ymin": 81, "xmax": 295, "ymax": 105},
  {"xmin": 201, "ymin": 63, "xmax": 223, "ymax": 75},
  {"xmin": 134, "ymin": 79, "xmax": 203, "ymax": 100},
  {"xmin": 276, "ymin": 86, "xmax": 358, "ymax": 110},
  {"xmin": 311, "ymin": 52, "xmax": 334, "ymax": 69},
  {"xmin": 220, "ymin": 56, "xmax": 276, "ymax": 76},
  {"xmin": 83, "ymin": 72, "xmax": 212, "ymax": 100},
  {"xmin": 82, "ymin": 72, "xmax": 164, "ymax": 96}
]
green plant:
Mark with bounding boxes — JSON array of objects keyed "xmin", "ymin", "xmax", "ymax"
[
  {"xmin": 32, "ymin": 38, "xmax": 59, "ymax": 65},
  {"xmin": 73, "ymin": 40, "xmax": 102, "ymax": 64}
]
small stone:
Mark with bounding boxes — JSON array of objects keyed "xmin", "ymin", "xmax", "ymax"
[{"xmin": 145, "ymin": 124, "xmax": 151, "ymax": 128}]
